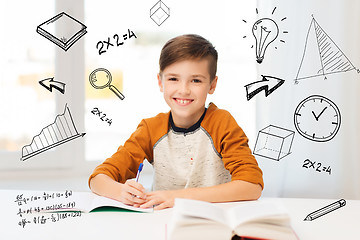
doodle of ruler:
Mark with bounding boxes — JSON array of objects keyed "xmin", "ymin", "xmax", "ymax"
[
  {"xmin": 20, "ymin": 104, "xmax": 85, "ymax": 161},
  {"xmin": 295, "ymin": 16, "xmax": 356, "ymax": 83}
]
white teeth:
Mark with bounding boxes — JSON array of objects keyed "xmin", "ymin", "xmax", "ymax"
[{"xmin": 176, "ymin": 99, "xmax": 191, "ymax": 104}]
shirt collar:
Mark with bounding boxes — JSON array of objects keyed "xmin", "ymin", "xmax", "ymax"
[{"xmin": 169, "ymin": 108, "xmax": 207, "ymax": 134}]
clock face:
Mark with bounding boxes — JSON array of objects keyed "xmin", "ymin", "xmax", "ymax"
[{"xmin": 294, "ymin": 95, "xmax": 341, "ymax": 142}]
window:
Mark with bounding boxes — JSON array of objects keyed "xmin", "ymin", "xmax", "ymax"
[
  {"xmin": 84, "ymin": 1, "xmax": 257, "ymax": 165},
  {"xmin": 0, "ymin": 0, "xmax": 57, "ymax": 169},
  {"xmin": 1, "ymin": 0, "xmax": 257, "ymax": 178},
  {"xmin": 0, "ymin": 1, "xmax": 89, "ymax": 173}
]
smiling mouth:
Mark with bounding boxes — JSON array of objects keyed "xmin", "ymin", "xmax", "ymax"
[{"xmin": 174, "ymin": 98, "xmax": 193, "ymax": 105}]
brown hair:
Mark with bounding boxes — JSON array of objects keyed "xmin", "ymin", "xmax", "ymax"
[{"xmin": 159, "ymin": 34, "xmax": 218, "ymax": 81}]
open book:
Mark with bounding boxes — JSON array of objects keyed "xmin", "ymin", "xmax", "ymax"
[
  {"xmin": 25, "ymin": 191, "xmax": 153, "ymax": 213},
  {"xmin": 168, "ymin": 198, "xmax": 298, "ymax": 240}
]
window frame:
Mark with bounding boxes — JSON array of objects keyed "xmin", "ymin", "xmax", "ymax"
[{"xmin": 0, "ymin": 0, "xmax": 98, "ymax": 179}]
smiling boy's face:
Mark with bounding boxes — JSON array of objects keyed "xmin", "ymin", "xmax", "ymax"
[{"xmin": 158, "ymin": 58, "xmax": 217, "ymax": 129}]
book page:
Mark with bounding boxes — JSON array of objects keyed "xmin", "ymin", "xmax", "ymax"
[
  {"xmin": 173, "ymin": 198, "xmax": 229, "ymax": 225},
  {"xmin": 168, "ymin": 214, "xmax": 232, "ymax": 240},
  {"xmin": 226, "ymin": 200, "xmax": 289, "ymax": 229}
]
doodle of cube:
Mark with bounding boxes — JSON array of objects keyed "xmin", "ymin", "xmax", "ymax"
[
  {"xmin": 253, "ymin": 125, "xmax": 295, "ymax": 161},
  {"xmin": 150, "ymin": 0, "xmax": 170, "ymax": 26}
]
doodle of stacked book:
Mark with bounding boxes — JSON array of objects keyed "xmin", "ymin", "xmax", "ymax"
[{"xmin": 37, "ymin": 12, "xmax": 87, "ymax": 51}]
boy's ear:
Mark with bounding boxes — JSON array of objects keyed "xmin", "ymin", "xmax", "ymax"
[
  {"xmin": 157, "ymin": 73, "xmax": 164, "ymax": 92},
  {"xmin": 208, "ymin": 76, "xmax": 218, "ymax": 94}
]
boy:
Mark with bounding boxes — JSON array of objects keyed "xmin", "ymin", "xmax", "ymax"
[{"xmin": 89, "ymin": 34, "xmax": 263, "ymax": 210}]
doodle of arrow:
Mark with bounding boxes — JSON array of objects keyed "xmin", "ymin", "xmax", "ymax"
[
  {"xmin": 39, "ymin": 77, "xmax": 66, "ymax": 94},
  {"xmin": 244, "ymin": 75, "xmax": 285, "ymax": 101}
]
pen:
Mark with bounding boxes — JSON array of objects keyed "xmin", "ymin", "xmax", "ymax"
[
  {"xmin": 304, "ymin": 199, "xmax": 346, "ymax": 221},
  {"xmin": 135, "ymin": 163, "xmax": 144, "ymax": 182}
]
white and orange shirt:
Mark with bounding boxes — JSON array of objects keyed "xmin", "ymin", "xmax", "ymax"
[{"xmin": 89, "ymin": 103, "xmax": 264, "ymax": 190}]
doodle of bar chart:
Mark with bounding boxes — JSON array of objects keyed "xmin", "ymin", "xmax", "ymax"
[
  {"xmin": 253, "ymin": 125, "xmax": 295, "ymax": 161},
  {"xmin": 20, "ymin": 104, "xmax": 85, "ymax": 161}
]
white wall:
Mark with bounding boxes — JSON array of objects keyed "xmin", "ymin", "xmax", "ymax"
[{"xmin": 255, "ymin": 0, "xmax": 360, "ymax": 199}]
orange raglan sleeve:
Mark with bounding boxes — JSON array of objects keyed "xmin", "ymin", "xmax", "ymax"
[
  {"xmin": 88, "ymin": 118, "xmax": 154, "ymax": 185},
  {"xmin": 205, "ymin": 104, "xmax": 264, "ymax": 189}
]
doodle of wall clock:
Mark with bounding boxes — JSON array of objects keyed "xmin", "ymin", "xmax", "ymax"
[{"xmin": 294, "ymin": 95, "xmax": 341, "ymax": 142}]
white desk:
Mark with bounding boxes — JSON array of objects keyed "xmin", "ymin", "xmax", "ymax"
[{"xmin": 1, "ymin": 190, "xmax": 359, "ymax": 240}]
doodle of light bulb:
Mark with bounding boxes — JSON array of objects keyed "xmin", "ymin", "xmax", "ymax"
[{"xmin": 252, "ymin": 18, "xmax": 279, "ymax": 64}]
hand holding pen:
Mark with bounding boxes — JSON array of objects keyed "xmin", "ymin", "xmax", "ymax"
[{"xmin": 119, "ymin": 162, "xmax": 146, "ymax": 207}]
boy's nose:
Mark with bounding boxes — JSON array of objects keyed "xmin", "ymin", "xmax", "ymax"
[{"xmin": 179, "ymin": 82, "xmax": 191, "ymax": 95}]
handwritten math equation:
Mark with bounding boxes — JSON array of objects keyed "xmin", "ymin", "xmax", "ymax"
[
  {"xmin": 14, "ymin": 190, "xmax": 82, "ymax": 228},
  {"xmin": 91, "ymin": 107, "xmax": 112, "ymax": 126},
  {"xmin": 18, "ymin": 212, "xmax": 81, "ymax": 228},
  {"xmin": 302, "ymin": 159, "xmax": 332, "ymax": 175},
  {"xmin": 96, "ymin": 28, "xmax": 137, "ymax": 55},
  {"xmin": 17, "ymin": 201, "xmax": 76, "ymax": 217},
  {"xmin": 15, "ymin": 190, "xmax": 73, "ymax": 205}
]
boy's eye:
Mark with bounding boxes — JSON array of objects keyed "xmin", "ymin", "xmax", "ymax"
[
  {"xmin": 192, "ymin": 79, "xmax": 201, "ymax": 83},
  {"xmin": 168, "ymin": 77, "xmax": 177, "ymax": 81}
]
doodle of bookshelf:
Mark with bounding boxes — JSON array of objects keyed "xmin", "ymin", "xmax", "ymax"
[{"xmin": 21, "ymin": 104, "xmax": 85, "ymax": 161}]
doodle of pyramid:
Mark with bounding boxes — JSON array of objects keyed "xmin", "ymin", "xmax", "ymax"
[
  {"xmin": 21, "ymin": 104, "xmax": 85, "ymax": 161},
  {"xmin": 295, "ymin": 16, "xmax": 356, "ymax": 82}
]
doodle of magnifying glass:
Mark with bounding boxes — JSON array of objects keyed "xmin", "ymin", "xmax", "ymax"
[{"xmin": 89, "ymin": 68, "xmax": 125, "ymax": 100}]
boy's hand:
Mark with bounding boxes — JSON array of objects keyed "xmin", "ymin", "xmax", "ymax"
[
  {"xmin": 139, "ymin": 190, "xmax": 177, "ymax": 210},
  {"xmin": 119, "ymin": 180, "xmax": 147, "ymax": 207}
]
